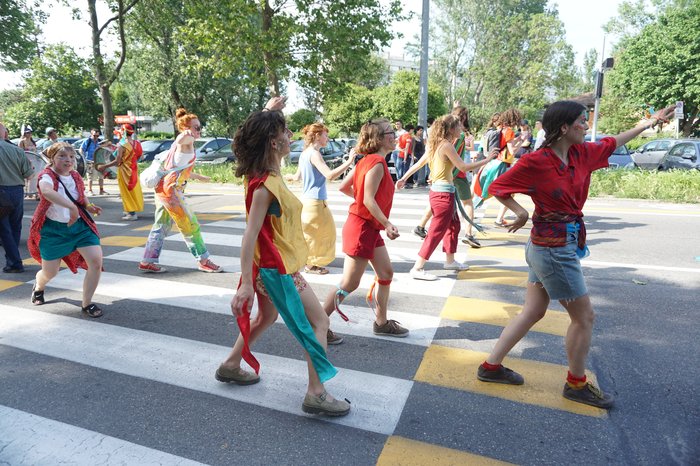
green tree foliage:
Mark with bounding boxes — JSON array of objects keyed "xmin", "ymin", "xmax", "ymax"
[
  {"xmin": 581, "ymin": 49, "xmax": 599, "ymax": 93},
  {"xmin": 3, "ymin": 44, "xmax": 101, "ymax": 135},
  {"xmin": 287, "ymin": 109, "xmax": 317, "ymax": 132},
  {"xmin": 604, "ymin": 0, "xmax": 700, "ymax": 136},
  {"xmin": 425, "ymin": 0, "xmax": 581, "ymax": 131},
  {"xmin": 324, "ymin": 71, "xmax": 447, "ymax": 135},
  {"xmin": 0, "ymin": 0, "xmax": 40, "ymax": 71}
]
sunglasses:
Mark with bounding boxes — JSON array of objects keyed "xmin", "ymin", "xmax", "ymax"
[{"xmin": 192, "ymin": 125, "xmax": 202, "ymax": 131}]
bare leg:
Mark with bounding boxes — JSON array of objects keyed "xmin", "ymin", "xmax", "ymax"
[
  {"xmin": 368, "ymin": 246, "xmax": 393, "ymax": 325},
  {"xmin": 77, "ymin": 245, "xmax": 103, "ymax": 307},
  {"xmin": 35, "ymin": 259, "xmax": 62, "ymax": 291},
  {"xmin": 559, "ymin": 295, "xmax": 595, "ymax": 377},
  {"xmin": 417, "ymin": 205, "xmax": 432, "ymax": 229},
  {"xmin": 221, "ymin": 295, "xmax": 279, "ymax": 369},
  {"xmin": 323, "ymin": 254, "xmax": 369, "ymax": 316},
  {"xmin": 462, "ymin": 198, "xmax": 475, "ymax": 236},
  {"xmin": 298, "ymin": 286, "xmax": 331, "ymax": 396},
  {"xmin": 496, "ymin": 203, "xmax": 509, "ymax": 223},
  {"xmin": 486, "ymin": 282, "xmax": 550, "ymax": 364}
]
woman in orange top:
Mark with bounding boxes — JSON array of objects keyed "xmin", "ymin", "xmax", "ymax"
[
  {"xmin": 494, "ymin": 109, "xmax": 524, "ymax": 227},
  {"xmin": 322, "ymin": 119, "xmax": 407, "ymax": 344}
]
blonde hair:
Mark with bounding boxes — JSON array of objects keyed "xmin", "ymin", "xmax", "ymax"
[
  {"xmin": 176, "ymin": 108, "xmax": 199, "ymax": 132},
  {"xmin": 426, "ymin": 114, "xmax": 461, "ymax": 163},
  {"xmin": 46, "ymin": 142, "xmax": 75, "ymax": 165},
  {"xmin": 301, "ymin": 123, "xmax": 328, "ymax": 148},
  {"xmin": 356, "ymin": 119, "xmax": 389, "ymax": 155}
]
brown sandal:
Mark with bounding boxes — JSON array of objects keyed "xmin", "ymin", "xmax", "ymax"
[{"xmin": 304, "ymin": 265, "xmax": 329, "ymax": 275}]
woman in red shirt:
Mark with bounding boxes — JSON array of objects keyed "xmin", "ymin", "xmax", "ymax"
[
  {"xmin": 322, "ymin": 119, "xmax": 407, "ymax": 344},
  {"xmin": 476, "ymin": 100, "xmax": 674, "ymax": 409}
]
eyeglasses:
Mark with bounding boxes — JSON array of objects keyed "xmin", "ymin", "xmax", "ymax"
[{"xmin": 192, "ymin": 125, "xmax": 202, "ymax": 131}]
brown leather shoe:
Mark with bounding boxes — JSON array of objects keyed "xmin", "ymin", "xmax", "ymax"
[
  {"xmin": 215, "ymin": 365, "xmax": 260, "ymax": 385},
  {"xmin": 302, "ymin": 391, "xmax": 351, "ymax": 417}
]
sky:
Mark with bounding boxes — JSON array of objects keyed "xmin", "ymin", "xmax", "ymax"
[{"xmin": 1, "ymin": 0, "xmax": 626, "ymax": 103}]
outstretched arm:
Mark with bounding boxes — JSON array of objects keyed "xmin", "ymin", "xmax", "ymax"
[{"xmin": 614, "ymin": 105, "xmax": 675, "ymax": 148}]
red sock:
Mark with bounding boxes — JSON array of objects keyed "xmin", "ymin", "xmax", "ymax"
[
  {"xmin": 567, "ymin": 371, "xmax": 587, "ymax": 388},
  {"xmin": 481, "ymin": 361, "xmax": 502, "ymax": 371}
]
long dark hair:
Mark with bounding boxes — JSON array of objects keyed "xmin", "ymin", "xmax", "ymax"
[
  {"xmin": 539, "ymin": 101, "xmax": 587, "ymax": 149},
  {"xmin": 234, "ymin": 110, "xmax": 287, "ymax": 178}
]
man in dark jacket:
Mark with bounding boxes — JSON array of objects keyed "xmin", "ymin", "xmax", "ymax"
[{"xmin": 0, "ymin": 122, "xmax": 33, "ymax": 273}]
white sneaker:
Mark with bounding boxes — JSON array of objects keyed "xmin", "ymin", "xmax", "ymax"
[
  {"xmin": 121, "ymin": 214, "xmax": 138, "ymax": 221},
  {"xmin": 410, "ymin": 268, "xmax": 438, "ymax": 281},
  {"xmin": 444, "ymin": 261, "xmax": 469, "ymax": 271}
]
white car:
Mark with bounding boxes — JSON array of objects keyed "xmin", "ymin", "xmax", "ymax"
[{"xmin": 631, "ymin": 139, "xmax": 681, "ymax": 170}]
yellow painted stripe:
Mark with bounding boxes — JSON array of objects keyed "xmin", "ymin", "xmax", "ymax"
[
  {"xmin": 476, "ymin": 231, "xmax": 529, "ymax": 243},
  {"xmin": 22, "ymin": 258, "xmax": 67, "ymax": 269},
  {"xmin": 100, "ymin": 236, "xmax": 148, "ymax": 247},
  {"xmin": 467, "ymin": 246, "xmax": 524, "ymax": 261},
  {"xmin": 197, "ymin": 213, "xmax": 236, "ymax": 221},
  {"xmin": 0, "ymin": 279, "xmax": 24, "ymax": 292},
  {"xmin": 377, "ymin": 436, "xmax": 512, "ymax": 466},
  {"xmin": 133, "ymin": 225, "xmax": 152, "ymax": 231},
  {"xmin": 214, "ymin": 205, "xmax": 245, "ymax": 212},
  {"xmin": 457, "ymin": 266, "xmax": 528, "ymax": 287},
  {"xmin": 415, "ymin": 346, "xmax": 606, "ymax": 417},
  {"xmin": 440, "ymin": 297, "xmax": 570, "ymax": 336}
]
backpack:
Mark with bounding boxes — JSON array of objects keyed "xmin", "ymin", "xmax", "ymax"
[
  {"xmin": 485, "ymin": 128, "xmax": 502, "ymax": 154},
  {"xmin": 140, "ymin": 145, "xmax": 194, "ymax": 189}
]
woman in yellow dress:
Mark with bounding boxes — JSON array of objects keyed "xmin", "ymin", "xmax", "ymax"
[{"xmin": 107, "ymin": 124, "xmax": 144, "ymax": 220}]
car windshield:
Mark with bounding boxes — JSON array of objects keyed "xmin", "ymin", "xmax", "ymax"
[
  {"xmin": 140, "ymin": 140, "xmax": 164, "ymax": 151},
  {"xmin": 217, "ymin": 143, "xmax": 232, "ymax": 154},
  {"xmin": 290, "ymin": 140, "xmax": 304, "ymax": 152}
]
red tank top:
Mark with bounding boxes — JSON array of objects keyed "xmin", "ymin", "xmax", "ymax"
[{"xmin": 348, "ymin": 153, "xmax": 394, "ymax": 230}]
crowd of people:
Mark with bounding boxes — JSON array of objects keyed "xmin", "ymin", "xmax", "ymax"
[{"xmin": 0, "ymin": 97, "xmax": 675, "ymax": 417}]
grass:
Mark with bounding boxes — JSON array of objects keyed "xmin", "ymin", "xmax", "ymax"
[
  {"xmin": 138, "ymin": 162, "xmax": 700, "ymax": 203},
  {"xmin": 590, "ymin": 169, "xmax": 700, "ymax": 203}
]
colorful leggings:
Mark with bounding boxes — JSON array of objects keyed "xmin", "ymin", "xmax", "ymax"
[{"xmin": 142, "ymin": 188, "xmax": 208, "ymax": 263}]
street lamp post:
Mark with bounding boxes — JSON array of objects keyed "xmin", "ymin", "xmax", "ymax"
[
  {"xmin": 590, "ymin": 57, "xmax": 614, "ymax": 143},
  {"xmin": 417, "ymin": 0, "xmax": 429, "ymax": 128}
]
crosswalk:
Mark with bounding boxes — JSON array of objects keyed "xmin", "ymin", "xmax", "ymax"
[{"xmin": 2, "ymin": 187, "xmax": 625, "ymax": 464}]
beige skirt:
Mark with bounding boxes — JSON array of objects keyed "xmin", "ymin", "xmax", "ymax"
[{"xmin": 301, "ymin": 199, "xmax": 336, "ymax": 267}]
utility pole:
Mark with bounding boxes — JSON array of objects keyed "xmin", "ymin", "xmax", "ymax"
[{"xmin": 417, "ymin": 0, "xmax": 429, "ymax": 128}]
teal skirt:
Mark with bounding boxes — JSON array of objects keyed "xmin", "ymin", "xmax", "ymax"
[{"xmin": 39, "ymin": 218, "xmax": 100, "ymax": 261}]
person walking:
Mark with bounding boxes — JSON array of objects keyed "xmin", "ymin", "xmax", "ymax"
[
  {"xmin": 398, "ymin": 115, "xmax": 495, "ymax": 281},
  {"xmin": 492, "ymin": 109, "xmax": 524, "ymax": 227},
  {"xmin": 217, "ymin": 98, "xmax": 350, "ymax": 417},
  {"xmin": 292, "ymin": 123, "xmax": 353, "ymax": 275},
  {"xmin": 38, "ymin": 127, "xmax": 59, "ymax": 152},
  {"xmin": 138, "ymin": 109, "xmax": 221, "ymax": 274},
  {"xmin": 81, "ymin": 128, "xmax": 107, "ymax": 195},
  {"xmin": 27, "ymin": 142, "xmax": 105, "ymax": 317},
  {"xmin": 19, "ymin": 125, "xmax": 39, "ymax": 200},
  {"xmin": 0, "ymin": 122, "xmax": 33, "ymax": 274},
  {"xmin": 476, "ymin": 101, "xmax": 675, "ymax": 409},
  {"xmin": 534, "ymin": 120, "xmax": 546, "ymax": 150},
  {"xmin": 104, "ymin": 124, "xmax": 143, "ymax": 220},
  {"xmin": 321, "ymin": 119, "xmax": 407, "ymax": 345}
]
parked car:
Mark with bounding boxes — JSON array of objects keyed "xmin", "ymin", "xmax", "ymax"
[
  {"xmin": 139, "ymin": 139, "xmax": 174, "ymax": 162},
  {"xmin": 631, "ymin": 139, "xmax": 682, "ymax": 169},
  {"xmin": 196, "ymin": 141, "xmax": 235, "ymax": 164},
  {"xmin": 658, "ymin": 140, "xmax": 700, "ymax": 171},
  {"xmin": 194, "ymin": 137, "xmax": 232, "ymax": 162},
  {"xmin": 585, "ymin": 134, "xmax": 634, "ymax": 168},
  {"xmin": 285, "ymin": 139, "xmax": 345, "ymax": 167}
]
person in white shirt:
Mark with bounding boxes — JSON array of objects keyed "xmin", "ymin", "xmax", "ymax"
[
  {"xmin": 28, "ymin": 142, "xmax": 105, "ymax": 317},
  {"xmin": 534, "ymin": 120, "xmax": 546, "ymax": 150}
]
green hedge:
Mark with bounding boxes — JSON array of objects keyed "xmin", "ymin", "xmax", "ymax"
[{"xmin": 590, "ymin": 169, "xmax": 700, "ymax": 203}]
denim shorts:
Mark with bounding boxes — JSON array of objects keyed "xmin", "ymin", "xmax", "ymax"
[{"xmin": 525, "ymin": 230, "xmax": 588, "ymax": 301}]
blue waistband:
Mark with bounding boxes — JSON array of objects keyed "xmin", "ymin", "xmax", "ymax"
[{"xmin": 430, "ymin": 183, "xmax": 456, "ymax": 193}]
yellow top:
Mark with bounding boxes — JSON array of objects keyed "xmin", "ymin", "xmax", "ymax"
[{"xmin": 428, "ymin": 143, "xmax": 455, "ymax": 184}]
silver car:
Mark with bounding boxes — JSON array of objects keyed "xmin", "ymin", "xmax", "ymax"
[{"xmin": 631, "ymin": 139, "xmax": 681, "ymax": 170}]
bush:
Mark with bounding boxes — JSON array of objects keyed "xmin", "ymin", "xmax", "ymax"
[
  {"xmin": 140, "ymin": 131, "xmax": 174, "ymax": 140},
  {"xmin": 590, "ymin": 169, "xmax": 700, "ymax": 203}
]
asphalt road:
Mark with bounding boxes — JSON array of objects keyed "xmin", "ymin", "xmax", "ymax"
[{"xmin": 1, "ymin": 178, "xmax": 698, "ymax": 465}]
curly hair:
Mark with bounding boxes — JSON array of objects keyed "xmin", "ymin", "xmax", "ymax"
[
  {"xmin": 301, "ymin": 123, "xmax": 328, "ymax": 149},
  {"xmin": 355, "ymin": 118, "xmax": 390, "ymax": 155},
  {"xmin": 176, "ymin": 108, "xmax": 199, "ymax": 132},
  {"xmin": 539, "ymin": 101, "xmax": 587, "ymax": 150},
  {"xmin": 233, "ymin": 110, "xmax": 287, "ymax": 178},
  {"xmin": 426, "ymin": 114, "xmax": 461, "ymax": 162},
  {"xmin": 45, "ymin": 142, "xmax": 75, "ymax": 165},
  {"xmin": 498, "ymin": 108, "xmax": 522, "ymax": 128},
  {"xmin": 451, "ymin": 106, "xmax": 470, "ymax": 133}
]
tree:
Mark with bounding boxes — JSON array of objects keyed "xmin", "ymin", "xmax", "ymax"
[
  {"xmin": 0, "ymin": 0, "xmax": 40, "ymax": 71},
  {"xmin": 3, "ymin": 44, "xmax": 101, "ymax": 135},
  {"xmin": 581, "ymin": 49, "xmax": 598, "ymax": 93},
  {"xmin": 374, "ymin": 71, "xmax": 447, "ymax": 124},
  {"xmin": 324, "ymin": 84, "xmax": 376, "ymax": 135},
  {"xmin": 605, "ymin": 1, "xmax": 700, "ymax": 136},
  {"xmin": 288, "ymin": 109, "xmax": 317, "ymax": 132}
]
